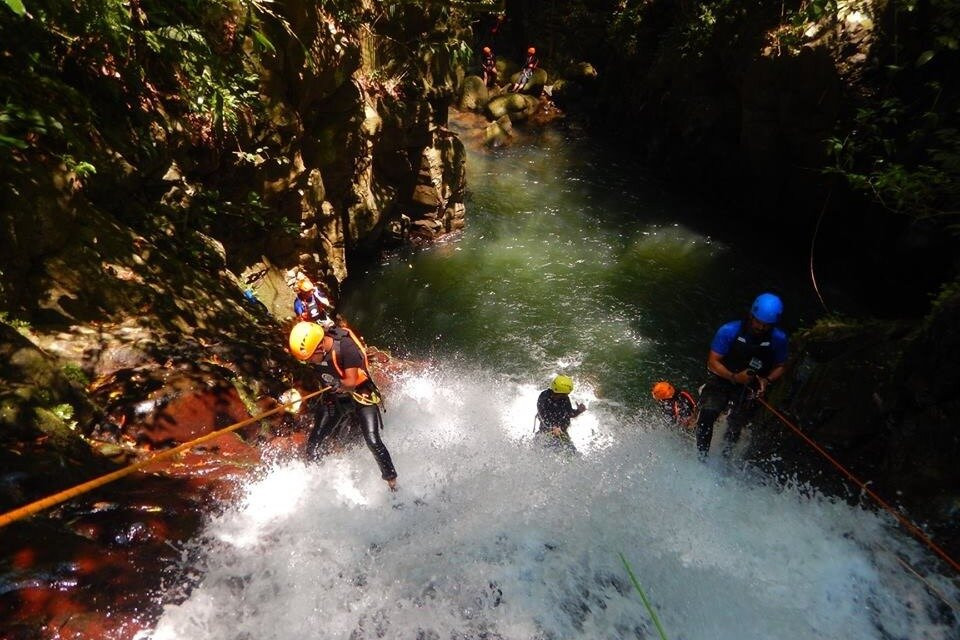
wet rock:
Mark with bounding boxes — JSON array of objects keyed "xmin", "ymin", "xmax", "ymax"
[
  {"xmin": 485, "ymin": 93, "xmax": 540, "ymax": 123},
  {"xmin": 458, "ymin": 75, "xmax": 489, "ymax": 112},
  {"xmin": 94, "ymin": 363, "xmax": 255, "ymax": 447}
]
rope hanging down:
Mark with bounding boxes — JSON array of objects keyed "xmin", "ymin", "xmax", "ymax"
[
  {"xmin": 0, "ymin": 387, "xmax": 328, "ymax": 529},
  {"xmin": 755, "ymin": 396, "xmax": 960, "ymax": 576}
]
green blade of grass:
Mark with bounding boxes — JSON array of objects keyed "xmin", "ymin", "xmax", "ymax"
[{"xmin": 619, "ymin": 552, "xmax": 669, "ymax": 640}]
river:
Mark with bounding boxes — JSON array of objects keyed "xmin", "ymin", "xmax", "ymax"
[{"xmin": 150, "ymin": 125, "xmax": 958, "ymax": 639}]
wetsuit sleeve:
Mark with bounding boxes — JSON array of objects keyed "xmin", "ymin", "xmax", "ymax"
[
  {"xmin": 536, "ymin": 392, "xmax": 548, "ymax": 417},
  {"xmin": 709, "ymin": 321, "xmax": 739, "ymax": 355}
]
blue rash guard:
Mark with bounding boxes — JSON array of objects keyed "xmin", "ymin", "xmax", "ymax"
[{"xmin": 710, "ymin": 320, "xmax": 788, "ymax": 375}]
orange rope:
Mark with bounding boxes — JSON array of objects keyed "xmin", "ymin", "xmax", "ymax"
[
  {"xmin": 756, "ymin": 396, "xmax": 960, "ymax": 575},
  {"xmin": 0, "ymin": 388, "xmax": 327, "ymax": 529}
]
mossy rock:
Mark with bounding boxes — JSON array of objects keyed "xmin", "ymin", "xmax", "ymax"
[
  {"xmin": 563, "ymin": 61, "xmax": 598, "ymax": 82},
  {"xmin": 459, "ymin": 75, "xmax": 489, "ymax": 111},
  {"xmin": 485, "ymin": 93, "xmax": 540, "ymax": 123},
  {"xmin": 484, "ymin": 115, "xmax": 514, "ymax": 147}
]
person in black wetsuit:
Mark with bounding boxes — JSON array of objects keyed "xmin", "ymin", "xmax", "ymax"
[
  {"xmin": 651, "ymin": 381, "xmax": 697, "ymax": 428},
  {"xmin": 289, "ymin": 321, "xmax": 397, "ymax": 490},
  {"xmin": 695, "ymin": 293, "xmax": 789, "ymax": 459},
  {"xmin": 511, "ymin": 46, "xmax": 540, "ymax": 93},
  {"xmin": 480, "ymin": 46, "xmax": 498, "ymax": 88},
  {"xmin": 536, "ymin": 374, "xmax": 586, "ymax": 451}
]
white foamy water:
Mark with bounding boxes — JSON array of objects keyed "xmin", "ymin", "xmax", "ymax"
[{"xmin": 151, "ymin": 365, "xmax": 958, "ymax": 640}]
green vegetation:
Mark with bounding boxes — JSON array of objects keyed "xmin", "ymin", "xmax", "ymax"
[
  {"xmin": 0, "ymin": 311, "xmax": 31, "ymax": 332},
  {"xmin": 1, "ymin": 0, "xmax": 475, "ymax": 247},
  {"xmin": 61, "ymin": 363, "xmax": 90, "ymax": 387},
  {"xmin": 0, "ymin": 0, "xmax": 282, "ymax": 238}
]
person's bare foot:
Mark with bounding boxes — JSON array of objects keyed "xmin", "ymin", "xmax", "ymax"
[{"xmin": 387, "ymin": 478, "xmax": 397, "ymax": 492}]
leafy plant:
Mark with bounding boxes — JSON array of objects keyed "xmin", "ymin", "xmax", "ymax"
[
  {"xmin": 2, "ymin": 0, "xmax": 26, "ymax": 16},
  {"xmin": 61, "ymin": 363, "xmax": 90, "ymax": 387},
  {"xmin": 0, "ymin": 311, "xmax": 31, "ymax": 332}
]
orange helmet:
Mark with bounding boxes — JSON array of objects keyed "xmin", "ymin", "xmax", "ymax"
[
  {"xmin": 289, "ymin": 321, "xmax": 325, "ymax": 360},
  {"xmin": 651, "ymin": 381, "xmax": 675, "ymax": 401},
  {"xmin": 527, "ymin": 47, "xmax": 536, "ymax": 55},
  {"xmin": 482, "ymin": 46, "xmax": 491, "ymax": 54},
  {"xmin": 296, "ymin": 277, "xmax": 315, "ymax": 293}
]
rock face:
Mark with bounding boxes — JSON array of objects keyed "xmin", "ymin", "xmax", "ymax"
[
  {"xmin": 748, "ymin": 285, "xmax": 960, "ymax": 550},
  {"xmin": 0, "ymin": 0, "xmax": 470, "ymax": 538}
]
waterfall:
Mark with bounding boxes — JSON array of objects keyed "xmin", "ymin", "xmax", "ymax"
[{"xmin": 150, "ymin": 363, "xmax": 958, "ymax": 639}]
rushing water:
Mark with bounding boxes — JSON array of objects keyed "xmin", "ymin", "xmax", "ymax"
[{"xmin": 150, "ymin": 128, "xmax": 959, "ymax": 639}]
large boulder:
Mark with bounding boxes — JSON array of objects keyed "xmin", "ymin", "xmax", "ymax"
[
  {"xmin": 458, "ymin": 75, "xmax": 489, "ymax": 111},
  {"xmin": 485, "ymin": 93, "xmax": 541, "ymax": 123}
]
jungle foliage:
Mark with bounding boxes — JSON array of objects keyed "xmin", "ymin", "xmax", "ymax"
[
  {"xmin": 511, "ymin": 0, "xmax": 958, "ymax": 226},
  {"xmin": 0, "ymin": 0, "xmax": 476, "ymax": 242}
]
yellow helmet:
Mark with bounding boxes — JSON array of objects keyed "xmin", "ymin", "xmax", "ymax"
[
  {"xmin": 551, "ymin": 374, "xmax": 574, "ymax": 394},
  {"xmin": 289, "ymin": 321, "xmax": 325, "ymax": 360},
  {"xmin": 651, "ymin": 381, "xmax": 675, "ymax": 401}
]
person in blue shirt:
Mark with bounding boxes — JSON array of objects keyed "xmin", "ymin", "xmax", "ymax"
[
  {"xmin": 293, "ymin": 277, "xmax": 334, "ymax": 328},
  {"xmin": 695, "ymin": 293, "xmax": 789, "ymax": 458}
]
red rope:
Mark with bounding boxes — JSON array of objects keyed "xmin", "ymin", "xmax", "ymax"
[{"xmin": 756, "ymin": 396, "xmax": 960, "ymax": 575}]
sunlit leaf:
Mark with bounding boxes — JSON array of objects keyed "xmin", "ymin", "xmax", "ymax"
[
  {"xmin": 916, "ymin": 50, "xmax": 935, "ymax": 66},
  {"xmin": 2, "ymin": 0, "xmax": 26, "ymax": 17},
  {"xmin": 251, "ymin": 29, "xmax": 276, "ymax": 53}
]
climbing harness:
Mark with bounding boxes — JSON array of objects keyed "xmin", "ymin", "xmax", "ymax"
[
  {"xmin": 0, "ymin": 387, "xmax": 330, "ymax": 528},
  {"xmin": 327, "ymin": 327, "xmax": 384, "ymax": 410}
]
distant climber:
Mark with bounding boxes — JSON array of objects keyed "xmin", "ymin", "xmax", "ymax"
[
  {"xmin": 536, "ymin": 374, "xmax": 586, "ymax": 452},
  {"xmin": 289, "ymin": 322, "xmax": 398, "ymax": 490},
  {"xmin": 651, "ymin": 381, "xmax": 697, "ymax": 429},
  {"xmin": 294, "ymin": 277, "xmax": 334, "ymax": 328},
  {"xmin": 481, "ymin": 46, "xmax": 498, "ymax": 88},
  {"xmin": 695, "ymin": 293, "xmax": 789, "ymax": 458},
  {"xmin": 511, "ymin": 46, "xmax": 539, "ymax": 93}
]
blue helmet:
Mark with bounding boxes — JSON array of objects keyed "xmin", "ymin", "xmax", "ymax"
[{"xmin": 750, "ymin": 293, "xmax": 783, "ymax": 324}]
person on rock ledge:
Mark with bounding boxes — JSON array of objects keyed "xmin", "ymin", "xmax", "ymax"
[
  {"xmin": 481, "ymin": 46, "xmax": 498, "ymax": 88},
  {"xmin": 511, "ymin": 46, "xmax": 539, "ymax": 93},
  {"xmin": 694, "ymin": 293, "xmax": 788, "ymax": 459},
  {"xmin": 293, "ymin": 276, "xmax": 334, "ymax": 328},
  {"xmin": 289, "ymin": 321, "xmax": 398, "ymax": 491}
]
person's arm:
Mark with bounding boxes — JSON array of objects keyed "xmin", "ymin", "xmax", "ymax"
[
  {"xmin": 756, "ymin": 363, "xmax": 785, "ymax": 395},
  {"xmin": 756, "ymin": 333, "xmax": 788, "ymax": 394},
  {"xmin": 337, "ymin": 366, "xmax": 364, "ymax": 392},
  {"xmin": 707, "ymin": 350, "xmax": 751, "ymax": 385}
]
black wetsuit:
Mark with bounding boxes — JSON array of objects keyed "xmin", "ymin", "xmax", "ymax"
[
  {"xmin": 538, "ymin": 390, "xmax": 581, "ymax": 432},
  {"xmin": 658, "ymin": 390, "xmax": 697, "ymax": 425},
  {"xmin": 481, "ymin": 52, "xmax": 497, "ymax": 87},
  {"xmin": 515, "ymin": 54, "xmax": 539, "ymax": 90},
  {"xmin": 306, "ymin": 329, "xmax": 397, "ymax": 481}
]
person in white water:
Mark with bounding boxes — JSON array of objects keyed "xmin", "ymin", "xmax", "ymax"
[
  {"xmin": 535, "ymin": 374, "xmax": 586, "ymax": 452},
  {"xmin": 289, "ymin": 322, "xmax": 397, "ymax": 490}
]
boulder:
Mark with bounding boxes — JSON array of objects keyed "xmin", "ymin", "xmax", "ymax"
[
  {"xmin": 485, "ymin": 93, "xmax": 540, "ymax": 123},
  {"xmin": 458, "ymin": 75, "xmax": 489, "ymax": 111}
]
